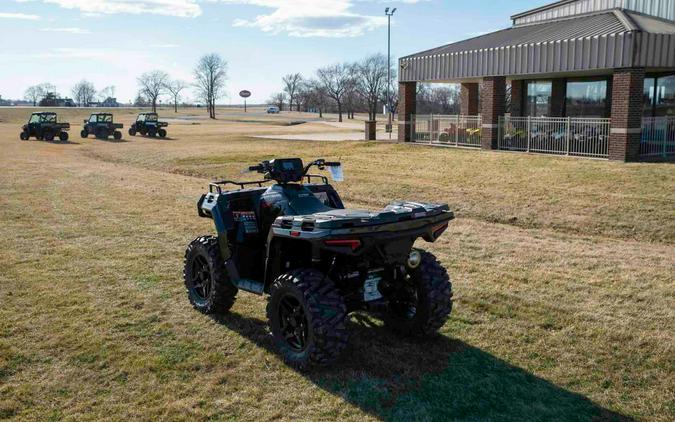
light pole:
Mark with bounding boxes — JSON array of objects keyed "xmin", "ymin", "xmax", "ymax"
[{"xmin": 385, "ymin": 7, "xmax": 396, "ymax": 139}]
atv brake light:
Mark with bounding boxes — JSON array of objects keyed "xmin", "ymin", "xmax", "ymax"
[
  {"xmin": 324, "ymin": 239, "xmax": 361, "ymax": 251},
  {"xmin": 432, "ymin": 223, "xmax": 448, "ymax": 237},
  {"xmin": 290, "ymin": 231, "xmax": 301, "ymax": 237}
]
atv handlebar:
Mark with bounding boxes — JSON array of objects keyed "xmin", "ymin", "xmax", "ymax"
[{"xmin": 248, "ymin": 159, "xmax": 340, "ymax": 177}]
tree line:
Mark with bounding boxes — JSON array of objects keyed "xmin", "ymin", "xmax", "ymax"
[
  {"xmin": 267, "ymin": 53, "xmax": 460, "ymax": 121},
  {"xmin": 268, "ymin": 53, "xmax": 397, "ymax": 122},
  {"xmin": 23, "ymin": 53, "xmax": 228, "ymax": 119}
]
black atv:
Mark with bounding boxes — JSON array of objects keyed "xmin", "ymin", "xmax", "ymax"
[
  {"xmin": 20, "ymin": 112, "xmax": 70, "ymax": 142},
  {"xmin": 81, "ymin": 113, "xmax": 123, "ymax": 140},
  {"xmin": 128, "ymin": 113, "xmax": 168, "ymax": 138},
  {"xmin": 184, "ymin": 158, "xmax": 454, "ymax": 367}
]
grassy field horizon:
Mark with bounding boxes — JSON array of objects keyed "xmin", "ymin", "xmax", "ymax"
[{"xmin": 0, "ymin": 109, "xmax": 673, "ymax": 421}]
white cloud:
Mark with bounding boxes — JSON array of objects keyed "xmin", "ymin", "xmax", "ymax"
[
  {"xmin": 0, "ymin": 12, "xmax": 41, "ymax": 20},
  {"xmin": 220, "ymin": 0, "xmax": 387, "ymax": 37},
  {"xmin": 11, "ymin": 0, "xmax": 418, "ymax": 36},
  {"xmin": 19, "ymin": 0, "xmax": 201, "ymax": 18},
  {"xmin": 39, "ymin": 26, "xmax": 90, "ymax": 33}
]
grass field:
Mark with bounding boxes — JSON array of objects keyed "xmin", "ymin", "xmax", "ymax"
[{"xmin": 0, "ymin": 107, "xmax": 673, "ymax": 421}]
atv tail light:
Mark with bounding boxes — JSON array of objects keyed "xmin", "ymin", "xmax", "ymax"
[
  {"xmin": 324, "ymin": 239, "xmax": 362, "ymax": 251},
  {"xmin": 432, "ymin": 223, "xmax": 448, "ymax": 238}
]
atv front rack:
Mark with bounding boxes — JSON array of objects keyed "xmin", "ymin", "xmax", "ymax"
[
  {"xmin": 209, "ymin": 174, "xmax": 329, "ymax": 194},
  {"xmin": 209, "ymin": 180, "xmax": 268, "ymax": 193}
]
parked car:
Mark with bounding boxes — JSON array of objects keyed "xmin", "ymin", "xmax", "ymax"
[{"xmin": 267, "ymin": 106, "xmax": 280, "ymax": 114}]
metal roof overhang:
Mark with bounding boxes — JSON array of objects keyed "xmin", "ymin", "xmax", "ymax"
[{"xmin": 399, "ymin": 10, "xmax": 675, "ymax": 83}]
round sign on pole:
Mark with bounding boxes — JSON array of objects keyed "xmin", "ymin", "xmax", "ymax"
[{"xmin": 239, "ymin": 90, "xmax": 251, "ymax": 112}]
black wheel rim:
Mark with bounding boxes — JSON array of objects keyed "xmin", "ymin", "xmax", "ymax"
[
  {"xmin": 278, "ymin": 295, "xmax": 308, "ymax": 351},
  {"xmin": 190, "ymin": 255, "xmax": 211, "ymax": 302}
]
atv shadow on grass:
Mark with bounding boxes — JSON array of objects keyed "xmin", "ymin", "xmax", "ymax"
[
  {"xmin": 139, "ymin": 136, "xmax": 177, "ymax": 141},
  {"xmin": 93, "ymin": 137, "xmax": 130, "ymax": 143},
  {"xmin": 213, "ymin": 312, "xmax": 633, "ymax": 421}
]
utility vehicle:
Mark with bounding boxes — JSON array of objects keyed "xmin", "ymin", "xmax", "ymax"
[
  {"xmin": 81, "ymin": 113, "xmax": 123, "ymax": 140},
  {"xmin": 184, "ymin": 158, "xmax": 454, "ymax": 367},
  {"xmin": 20, "ymin": 112, "xmax": 70, "ymax": 142},
  {"xmin": 128, "ymin": 113, "xmax": 168, "ymax": 138}
]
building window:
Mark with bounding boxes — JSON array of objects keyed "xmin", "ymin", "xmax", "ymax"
[
  {"xmin": 644, "ymin": 77, "xmax": 656, "ymax": 116},
  {"xmin": 644, "ymin": 74, "xmax": 675, "ymax": 117},
  {"xmin": 655, "ymin": 75, "xmax": 675, "ymax": 117},
  {"xmin": 565, "ymin": 79, "xmax": 608, "ymax": 118},
  {"xmin": 525, "ymin": 81, "xmax": 552, "ymax": 116}
]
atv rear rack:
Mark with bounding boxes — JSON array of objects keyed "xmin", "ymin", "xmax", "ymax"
[{"xmin": 209, "ymin": 174, "xmax": 329, "ymax": 194}]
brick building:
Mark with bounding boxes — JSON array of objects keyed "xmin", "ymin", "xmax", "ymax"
[{"xmin": 398, "ymin": 0, "xmax": 675, "ymax": 161}]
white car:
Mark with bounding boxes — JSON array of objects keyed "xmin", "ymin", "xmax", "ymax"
[{"xmin": 267, "ymin": 106, "xmax": 280, "ymax": 114}]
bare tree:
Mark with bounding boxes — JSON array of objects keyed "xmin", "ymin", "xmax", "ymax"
[
  {"xmin": 305, "ymin": 80, "xmax": 328, "ymax": 118},
  {"xmin": 268, "ymin": 92, "xmax": 287, "ymax": 111},
  {"xmin": 166, "ymin": 80, "xmax": 187, "ymax": 113},
  {"xmin": 97, "ymin": 85, "xmax": 116, "ymax": 102},
  {"xmin": 194, "ymin": 53, "xmax": 228, "ymax": 119},
  {"xmin": 356, "ymin": 54, "xmax": 389, "ymax": 121},
  {"xmin": 380, "ymin": 65, "xmax": 398, "ymax": 114},
  {"xmin": 343, "ymin": 64, "xmax": 361, "ymax": 119},
  {"xmin": 71, "ymin": 80, "xmax": 97, "ymax": 107},
  {"xmin": 282, "ymin": 73, "xmax": 303, "ymax": 111},
  {"xmin": 138, "ymin": 70, "xmax": 169, "ymax": 112},
  {"xmin": 431, "ymin": 86, "xmax": 460, "ymax": 114},
  {"xmin": 24, "ymin": 83, "xmax": 54, "ymax": 106},
  {"xmin": 134, "ymin": 92, "xmax": 149, "ymax": 107},
  {"xmin": 40, "ymin": 83, "xmax": 57, "ymax": 96},
  {"xmin": 24, "ymin": 86, "xmax": 43, "ymax": 107},
  {"xmin": 295, "ymin": 81, "xmax": 313, "ymax": 112},
  {"xmin": 316, "ymin": 63, "xmax": 351, "ymax": 122},
  {"xmin": 415, "ymin": 84, "xmax": 460, "ymax": 114}
]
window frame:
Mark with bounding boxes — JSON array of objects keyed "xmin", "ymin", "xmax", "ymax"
[
  {"xmin": 644, "ymin": 72, "xmax": 675, "ymax": 117},
  {"xmin": 524, "ymin": 79, "xmax": 553, "ymax": 117},
  {"xmin": 564, "ymin": 76, "xmax": 611, "ymax": 118}
]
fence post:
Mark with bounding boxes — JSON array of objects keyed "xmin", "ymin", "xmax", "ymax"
[
  {"xmin": 455, "ymin": 115, "xmax": 459, "ymax": 147},
  {"xmin": 429, "ymin": 113, "xmax": 434, "ymax": 144},
  {"xmin": 566, "ymin": 117, "xmax": 571, "ymax": 155},
  {"xmin": 497, "ymin": 116, "xmax": 502, "ymax": 149},
  {"xmin": 526, "ymin": 116, "xmax": 531, "ymax": 153},
  {"xmin": 662, "ymin": 118, "xmax": 668, "ymax": 158}
]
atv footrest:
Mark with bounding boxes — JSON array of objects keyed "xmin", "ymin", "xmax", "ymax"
[{"xmin": 234, "ymin": 279, "xmax": 264, "ymax": 294}]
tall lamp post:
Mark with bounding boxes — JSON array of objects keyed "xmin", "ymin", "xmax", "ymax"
[{"xmin": 385, "ymin": 7, "xmax": 396, "ymax": 139}]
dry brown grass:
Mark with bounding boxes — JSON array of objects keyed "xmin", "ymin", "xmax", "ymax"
[{"xmin": 0, "ymin": 108, "xmax": 673, "ymax": 421}]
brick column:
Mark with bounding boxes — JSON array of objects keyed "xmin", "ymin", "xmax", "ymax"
[
  {"xmin": 510, "ymin": 80, "xmax": 524, "ymax": 117},
  {"xmin": 609, "ymin": 68, "xmax": 644, "ymax": 162},
  {"xmin": 398, "ymin": 81, "xmax": 417, "ymax": 142},
  {"xmin": 481, "ymin": 76, "xmax": 506, "ymax": 150},
  {"xmin": 460, "ymin": 83, "xmax": 479, "ymax": 115},
  {"xmin": 550, "ymin": 78, "xmax": 567, "ymax": 117}
]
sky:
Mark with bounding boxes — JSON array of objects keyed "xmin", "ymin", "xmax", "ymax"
[{"xmin": 0, "ymin": 0, "xmax": 545, "ymax": 105}]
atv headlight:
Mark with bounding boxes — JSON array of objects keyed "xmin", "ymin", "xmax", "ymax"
[{"xmin": 407, "ymin": 250, "xmax": 422, "ymax": 269}]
